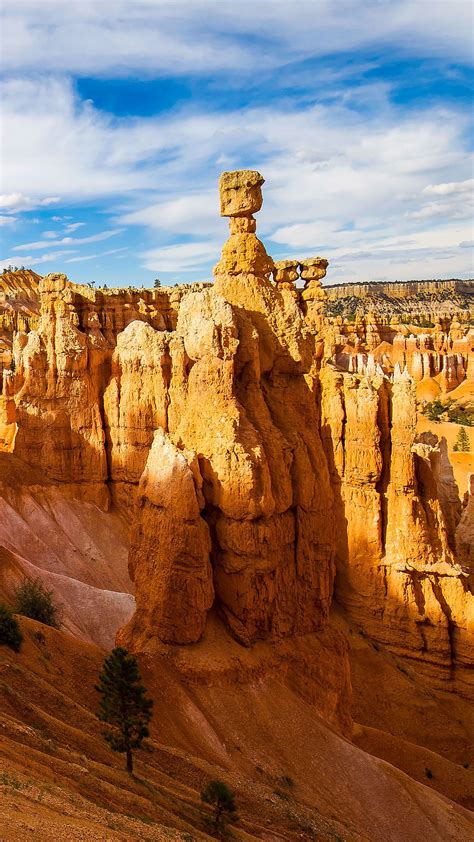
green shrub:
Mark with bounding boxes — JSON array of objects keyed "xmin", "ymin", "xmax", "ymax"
[
  {"xmin": 423, "ymin": 399, "xmax": 445, "ymax": 422},
  {"xmin": 447, "ymin": 405, "xmax": 473, "ymax": 426},
  {"xmin": 201, "ymin": 779, "xmax": 238, "ymax": 832},
  {"xmin": 13, "ymin": 579, "xmax": 62, "ymax": 629},
  {"xmin": 423, "ymin": 399, "xmax": 474, "ymax": 427},
  {"xmin": 0, "ymin": 605, "xmax": 23, "ymax": 652}
]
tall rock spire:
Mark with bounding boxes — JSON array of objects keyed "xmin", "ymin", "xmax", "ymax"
[{"xmin": 213, "ymin": 170, "xmax": 274, "ymax": 299}]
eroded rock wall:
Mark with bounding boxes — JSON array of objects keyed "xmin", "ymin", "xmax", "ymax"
[{"xmin": 320, "ymin": 364, "xmax": 473, "ymax": 697}]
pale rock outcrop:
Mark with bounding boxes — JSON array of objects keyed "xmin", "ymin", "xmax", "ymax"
[
  {"xmin": 118, "ymin": 430, "xmax": 213, "ymax": 647},
  {"xmin": 457, "ymin": 474, "xmax": 474, "ymax": 568},
  {"xmin": 11, "ymin": 274, "xmax": 110, "ymax": 507},
  {"xmin": 103, "ymin": 321, "xmax": 172, "ymax": 499}
]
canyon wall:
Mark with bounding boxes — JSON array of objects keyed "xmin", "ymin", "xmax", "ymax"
[
  {"xmin": 320, "ymin": 365, "xmax": 473, "ymax": 697},
  {"xmin": 326, "ymin": 277, "xmax": 473, "ymax": 311},
  {"xmin": 0, "ymin": 172, "xmax": 472, "ymax": 699}
]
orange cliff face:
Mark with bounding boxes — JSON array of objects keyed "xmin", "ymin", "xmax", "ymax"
[
  {"xmin": 0, "ymin": 269, "xmax": 41, "ymax": 449},
  {"xmin": 320, "ymin": 364, "xmax": 473, "ymax": 698},
  {"xmin": 0, "ymin": 172, "xmax": 472, "ymax": 700}
]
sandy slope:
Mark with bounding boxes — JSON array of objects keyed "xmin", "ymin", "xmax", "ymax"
[
  {"xmin": 0, "ymin": 617, "xmax": 473, "ymax": 842},
  {"xmin": 0, "ymin": 453, "xmax": 134, "ymax": 648},
  {"xmin": 331, "ymin": 607, "xmax": 474, "ymax": 814}
]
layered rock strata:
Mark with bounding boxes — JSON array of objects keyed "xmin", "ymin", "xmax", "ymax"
[
  {"xmin": 320, "ymin": 364, "xmax": 473, "ymax": 697},
  {"xmin": 326, "ymin": 312, "xmax": 473, "ymax": 394}
]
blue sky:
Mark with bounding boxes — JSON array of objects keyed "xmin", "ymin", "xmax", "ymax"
[{"xmin": 1, "ymin": 1, "xmax": 473, "ymax": 287}]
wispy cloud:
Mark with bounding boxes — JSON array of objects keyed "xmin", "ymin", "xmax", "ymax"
[
  {"xmin": 64, "ymin": 247, "xmax": 128, "ymax": 263},
  {"xmin": 0, "ymin": 249, "xmax": 77, "ymax": 270},
  {"xmin": 423, "ymin": 179, "xmax": 474, "ymax": 197},
  {"xmin": 13, "ymin": 229, "xmax": 123, "ymax": 252},
  {"xmin": 0, "ymin": 193, "xmax": 60, "ymax": 212},
  {"xmin": 64, "ymin": 222, "xmax": 86, "ymax": 233},
  {"xmin": 141, "ymin": 242, "xmax": 221, "ymax": 274},
  {"xmin": 2, "ymin": 1, "xmax": 472, "ymax": 76}
]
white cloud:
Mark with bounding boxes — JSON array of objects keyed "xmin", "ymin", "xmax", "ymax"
[
  {"xmin": 0, "ymin": 215, "xmax": 17, "ymax": 226},
  {"xmin": 406, "ymin": 178, "xmax": 474, "ymax": 223},
  {"xmin": 141, "ymin": 242, "xmax": 220, "ymax": 273},
  {"xmin": 121, "ymin": 193, "xmax": 227, "ymax": 238},
  {"xmin": 64, "ymin": 247, "xmax": 128, "ymax": 263},
  {"xmin": 423, "ymin": 179, "xmax": 474, "ymax": 197},
  {"xmin": 0, "ymin": 249, "xmax": 76, "ymax": 270},
  {"xmin": 64, "ymin": 222, "xmax": 85, "ymax": 232},
  {"xmin": 1, "ymin": 59, "xmax": 472, "ymax": 281},
  {"xmin": 13, "ymin": 229, "xmax": 123, "ymax": 252},
  {"xmin": 2, "ymin": 1, "xmax": 472, "ymax": 77},
  {"xmin": 0, "ymin": 193, "xmax": 60, "ymax": 211}
]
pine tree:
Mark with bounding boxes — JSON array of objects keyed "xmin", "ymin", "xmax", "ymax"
[
  {"xmin": 95, "ymin": 647, "xmax": 153, "ymax": 774},
  {"xmin": 201, "ymin": 779, "xmax": 238, "ymax": 832},
  {"xmin": 453, "ymin": 426, "xmax": 470, "ymax": 453},
  {"xmin": 0, "ymin": 605, "xmax": 23, "ymax": 652}
]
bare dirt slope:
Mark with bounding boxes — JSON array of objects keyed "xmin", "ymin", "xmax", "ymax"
[
  {"xmin": 0, "ymin": 453, "xmax": 134, "ymax": 648},
  {"xmin": 331, "ymin": 607, "xmax": 474, "ymax": 813}
]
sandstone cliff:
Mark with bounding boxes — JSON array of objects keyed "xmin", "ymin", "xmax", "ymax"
[
  {"xmin": 320, "ymin": 363, "xmax": 473, "ymax": 698},
  {"xmin": 326, "ymin": 277, "xmax": 473, "ymax": 316}
]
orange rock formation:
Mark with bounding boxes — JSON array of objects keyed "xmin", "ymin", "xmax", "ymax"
[{"xmin": 1, "ymin": 173, "xmax": 472, "ymax": 696}]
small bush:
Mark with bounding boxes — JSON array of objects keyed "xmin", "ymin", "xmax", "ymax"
[
  {"xmin": 0, "ymin": 771, "xmax": 22, "ymax": 789},
  {"xmin": 0, "ymin": 605, "xmax": 23, "ymax": 652},
  {"xmin": 201, "ymin": 779, "xmax": 238, "ymax": 833},
  {"xmin": 423, "ymin": 399, "xmax": 445, "ymax": 422},
  {"xmin": 425, "ymin": 767, "xmax": 433, "ymax": 779},
  {"xmin": 13, "ymin": 579, "xmax": 62, "ymax": 629},
  {"xmin": 33, "ymin": 630, "xmax": 46, "ymax": 647},
  {"xmin": 423, "ymin": 399, "xmax": 474, "ymax": 428}
]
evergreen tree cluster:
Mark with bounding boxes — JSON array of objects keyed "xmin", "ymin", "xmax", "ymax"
[{"xmin": 201, "ymin": 779, "xmax": 238, "ymax": 832}]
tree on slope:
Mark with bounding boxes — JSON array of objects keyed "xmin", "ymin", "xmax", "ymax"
[
  {"xmin": 13, "ymin": 578, "xmax": 62, "ymax": 628},
  {"xmin": 453, "ymin": 426, "xmax": 470, "ymax": 452},
  {"xmin": 95, "ymin": 647, "xmax": 153, "ymax": 774},
  {"xmin": 201, "ymin": 779, "xmax": 238, "ymax": 833},
  {"xmin": 0, "ymin": 605, "xmax": 23, "ymax": 652}
]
